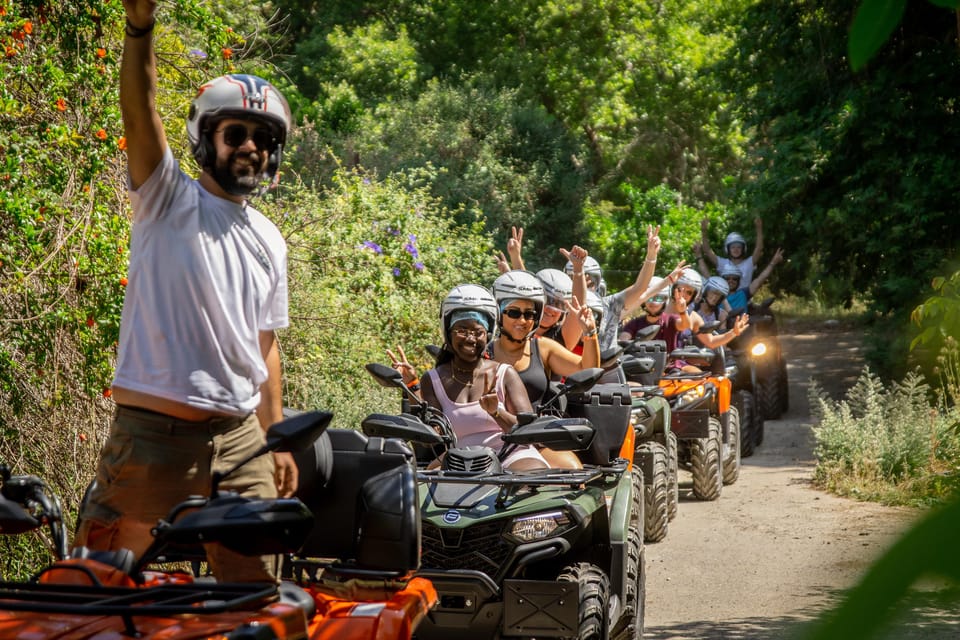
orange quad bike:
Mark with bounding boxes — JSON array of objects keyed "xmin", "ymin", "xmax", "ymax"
[
  {"xmin": 0, "ymin": 410, "xmax": 436, "ymax": 640},
  {"xmin": 657, "ymin": 337, "xmax": 741, "ymax": 501}
]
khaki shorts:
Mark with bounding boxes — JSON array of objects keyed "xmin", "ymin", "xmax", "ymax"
[{"xmin": 75, "ymin": 406, "xmax": 278, "ymax": 582}]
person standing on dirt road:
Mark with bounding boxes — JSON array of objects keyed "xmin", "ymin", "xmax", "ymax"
[{"xmin": 74, "ymin": 0, "xmax": 297, "ymax": 583}]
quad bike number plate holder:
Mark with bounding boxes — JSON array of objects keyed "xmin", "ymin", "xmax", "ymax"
[
  {"xmin": 502, "ymin": 579, "xmax": 577, "ymax": 638},
  {"xmin": 671, "ymin": 409, "xmax": 711, "ymax": 439}
]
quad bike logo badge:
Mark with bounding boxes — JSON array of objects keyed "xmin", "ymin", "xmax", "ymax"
[{"xmin": 442, "ymin": 510, "xmax": 461, "ymax": 524}]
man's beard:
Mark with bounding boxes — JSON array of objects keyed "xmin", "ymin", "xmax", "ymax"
[{"xmin": 212, "ymin": 151, "xmax": 265, "ymax": 196}]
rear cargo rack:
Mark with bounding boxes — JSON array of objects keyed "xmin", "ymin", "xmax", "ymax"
[{"xmin": 0, "ymin": 579, "xmax": 276, "ymax": 616}]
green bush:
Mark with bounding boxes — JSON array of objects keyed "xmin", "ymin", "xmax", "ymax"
[
  {"xmin": 269, "ymin": 168, "xmax": 497, "ymax": 431},
  {"xmin": 811, "ymin": 365, "xmax": 960, "ymax": 506}
]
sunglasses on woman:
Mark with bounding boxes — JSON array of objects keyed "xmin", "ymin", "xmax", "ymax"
[
  {"xmin": 218, "ymin": 123, "xmax": 278, "ymax": 151},
  {"xmin": 503, "ymin": 308, "xmax": 538, "ymax": 321}
]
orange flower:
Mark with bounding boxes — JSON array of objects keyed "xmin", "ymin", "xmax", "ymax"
[
  {"xmin": 118, "ymin": 136, "xmax": 127, "ymax": 150},
  {"xmin": 56, "ymin": 97, "xmax": 67, "ymax": 111},
  {"xmin": 23, "ymin": 20, "xmax": 32, "ymax": 35},
  {"xmin": 119, "ymin": 277, "xmax": 128, "ymax": 287},
  {"xmin": 11, "ymin": 29, "xmax": 23, "ymax": 41},
  {"xmin": 222, "ymin": 47, "xmax": 233, "ymax": 59},
  {"xmin": 95, "ymin": 128, "xmax": 107, "ymax": 140},
  {"xmin": 82, "ymin": 184, "xmax": 90, "ymax": 193},
  {"xmin": 102, "ymin": 388, "xmax": 112, "ymax": 398},
  {"xmin": 4, "ymin": 46, "xmax": 16, "ymax": 58},
  {"xmin": 96, "ymin": 47, "xmax": 106, "ymax": 58},
  {"xmin": 0, "ymin": 8, "xmax": 6, "ymax": 17}
]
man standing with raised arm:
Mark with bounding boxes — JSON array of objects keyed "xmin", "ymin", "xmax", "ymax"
[{"xmin": 74, "ymin": 0, "xmax": 297, "ymax": 582}]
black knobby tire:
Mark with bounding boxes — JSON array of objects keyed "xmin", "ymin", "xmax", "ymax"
[
  {"xmin": 778, "ymin": 356, "xmax": 790, "ymax": 415},
  {"xmin": 666, "ymin": 431, "xmax": 679, "ymax": 521},
  {"xmin": 636, "ymin": 442, "xmax": 669, "ymax": 543},
  {"xmin": 612, "ymin": 471, "xmax": 645, "ymax": 639},
  {"xmin": 557, "ymin": 563, "xmax": 610, "ymax": 640},
  {"xmin": 722, "ymin": 406, "xmax": 741, "ymax": 485},
  {"xmin": 756, "ymin": 373, "xmax": 783, "ymax": 421},
  {"xmin": 736, "ymin": 390, "xmax": 756, "ymax": 458},
  {"xmin": 690, "ymin": 416, "xmax": 722, "ymax": 501}
]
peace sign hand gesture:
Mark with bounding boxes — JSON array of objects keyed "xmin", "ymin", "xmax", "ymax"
[
  {"xmin": 386, "ymin": 345, "xmax": 417, "ymax": 385},
  {"xmin": 565, "ymin": 296, "xmax": 597, "ymax": 333},
  {"xmin": 479, "ymin": 369, "xmax": 501, "ymax": 417}
]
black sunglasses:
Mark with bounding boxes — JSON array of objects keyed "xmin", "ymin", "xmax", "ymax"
[
  {"xmin": 219, "ymin": 123, "xmax": 278, "ymax": 151},
  {"xmin": 503, "ymin": 308, "xmax": 538, "ymax": 321}
]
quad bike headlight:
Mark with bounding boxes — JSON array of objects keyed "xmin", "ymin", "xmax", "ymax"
[
  {"xmin": 751, "ymin": 341, "xmax": 768, "ymax": 357},
  {"xmin": 509, "ymin": 510, "xmax": 571, "ymax": 543},
  {"xmin": 676, "ymin": 385, "xmax": 705, "ymax": 407}
]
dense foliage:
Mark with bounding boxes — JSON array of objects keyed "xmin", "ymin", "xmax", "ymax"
[{"xmin": 3, "ymin": 0, "xmax": 960, "ymax": 579}]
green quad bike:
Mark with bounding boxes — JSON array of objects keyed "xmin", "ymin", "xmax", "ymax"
[{"xmin": 363, "ymin": 364, "xmax": 646, "ymax": 640}]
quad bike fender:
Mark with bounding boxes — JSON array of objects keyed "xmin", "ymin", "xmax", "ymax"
[
  {"xmin": 307, "ymin": 576, "xmax": 437, "ymax": 640},
  {"xmin": 605, "ymin": 470, "xmax": 634, "ymax": 607},
  {"xmin": 631, "ymin": 394, "xmax": 671, "ymax": 444}
]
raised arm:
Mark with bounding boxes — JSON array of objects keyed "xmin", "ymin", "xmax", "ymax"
[
  {"xmin": 692, "ymin": 241, "xmax": 711, "ymax": 278},
  {"xmin": 700, "ymin": 217, "xmax": 719, "ymax": 266},
  {"xmin": 506, "ymin": 226, "xmax": 526, "ymax": 271},
  {"xmin": 748, "ymin": 247, "xmax": 784, "ymax": 296},
  {"xmin": 619, "ymin": 225, "xmax": 663, "ymax": 315},
  {"xmin": 751, "ymin": 217, "xmax": 764, "ymax": 264},
  {"xmin": 541, "ymin": 298, "xmax": 600, "ymax": 377},
  {"xmin": 121, "ymin": 0, "xmax": 167, "ymax": 190},
  {"xmin": 694, "ymin": 313, "xmax": 750, "ymax": 350},
  {"xmin": 559, "ymin": 245, "xmax": 589, "ymax": 349}
]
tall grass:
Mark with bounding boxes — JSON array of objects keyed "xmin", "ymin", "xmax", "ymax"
[{"xmin": 811, "ymin": 344, "xmax": 960, "ymax": 507}]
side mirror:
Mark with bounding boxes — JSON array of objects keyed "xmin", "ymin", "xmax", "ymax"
[
  {"xmin": 698, "ymin": 320, "xmax": 722, "ymax": 334},
  {"xmin": 503, "ymin": 417, "xmax": 596, "ymax": 451},
  {"xmin": 0, "ymin": 493, "xmax": 40, "ymax": 534},
  {"xmin": 562, "ymin": 367, "xmax": 605, "ymax": 395},
  {"xmin": 365, "ymin": 362, "xmax": 405, "ymax": 388}
]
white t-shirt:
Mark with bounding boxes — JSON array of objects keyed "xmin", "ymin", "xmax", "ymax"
[
  {"xmin": 717, "ymin": 256, "xmax": 755, "ymax": 291},
  {"xmin": 112, "ymin": 149, "xmax": 288, "ymax": 416}
]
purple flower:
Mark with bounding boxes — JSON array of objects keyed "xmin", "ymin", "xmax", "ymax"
[
  {"xmin": 436, "ymin": 247, "xmax": 445, "ymax": 253},
  {"xmin": 362, "ymin": 240, "xmax": 383, "ymax": 254},
  {"xmin": 189, "ymin": 49, "xmax": 208, "ymax": 59},
  {"xmin": 362, "ymin": 178, "xmax": 371, "ymax": 185},
  {"xmin": 393, "ymin": 267, "xmax": 401, "ymax": 276},
  {"xmin": 388, "ymin": 227, "xmax": 400, "ymax": 236},
  {"xmin": 414, "ymin": 261, "xmax": 425, "ymax": 271},
  {"xmin": 408, "ymin": 233, "xmax": 417, "ymax": 243},
  {"xmin": 404, "ymin": 243, "xmax": 419, "ymax": 259}
]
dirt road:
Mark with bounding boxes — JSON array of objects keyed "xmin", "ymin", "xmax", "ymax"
[{"xmin": 642, "ymin": 324, "xmax": 945, "ymax": 639}]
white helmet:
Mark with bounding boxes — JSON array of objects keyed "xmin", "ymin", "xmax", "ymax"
[
  {"xmin": 564, "ymin": 256, "xmax": 602, "ymax": 285},
  {"xmin": 719, "ymin": 263, "xmax": 743, "ymax": 281},
  {"xmin": 702, "ymin": 276, "xmax": 730, "ymax": 301},
  {"xmin": 441, "ymin": 284, "xmax": 499, "ymax": 337},
  {"xmin": 585, "ymin": 290, "xmax": 604, "ymax": 325},
  {"xmin": 186, "ymin": 74, "xmax": 291, "ymax": 182},
  {"xmin": 673, "ymin": 267, "xmax": 703, "ymax": 300},
  {"xmin": 536, "ymin": 268, "xmax": 573, "ymax": 305},
  {"xmin": 724, "ymin": 232, "xmax": 748, "ymax": 255},
  {"xmin": 645, "ymin": 276, "xmax": 669, "ymax": 301},
  {"xmin": 493, "ymin": 270, "xmax": 545, "ymax": 320}
]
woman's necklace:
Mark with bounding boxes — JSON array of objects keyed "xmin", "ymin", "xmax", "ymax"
[{"xmin": 451, "ymin": 364, "xmax": 476, "ymax": 386}]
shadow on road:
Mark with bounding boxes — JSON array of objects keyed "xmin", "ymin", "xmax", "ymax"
[{"xmin": 643, "ymin": 611, "xmax": 820, "ymax": 640}]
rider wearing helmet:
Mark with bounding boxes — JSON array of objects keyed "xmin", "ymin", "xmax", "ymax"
[
  {"xmin": 398, "ymin": 284, "xmax": 549, "ymax": 471},
  {"xmin": 697, "ymin": 217, "xmax": 765, "ymax": 291},
  {"xmin": 535, "ymin": 268, "xmax": 576, "ymax": 347},
  {"xmin": 672, "ymin": 267, "xmax": 750, "ymax": 354},
  {"xmin": 489, "ymin": 271, "xmax": 599, "ymax": 411},
  {"xmin": 187, "ymin": 74, "xmax": 291, "ymax": 196},
  {"xmin": 76, "ymin": 1, "xmax": 295, "ymax": 584},
  {"xmin": 563, "ymin": 227, "xmax": 679, "ymax": 351},
  {"xmin": 619, "ymin": 276, "xmax": 690, "ymax": 350},
  {"xmin": 696, "ymin": 276, "xmax": 731, "ymax": 325}
]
